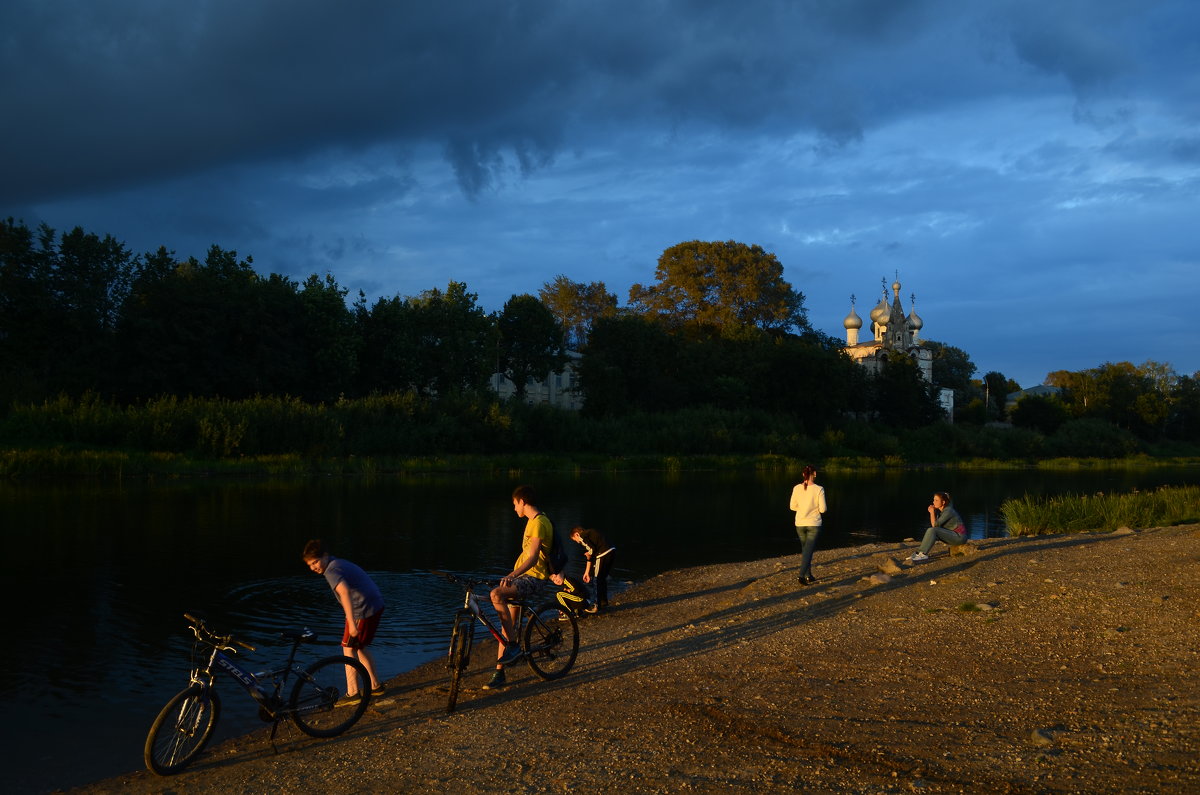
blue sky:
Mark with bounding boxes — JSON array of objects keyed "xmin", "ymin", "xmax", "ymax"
[{"xmin": 3, "ymin": 0, "xmax": 1198, "ymax": 388}]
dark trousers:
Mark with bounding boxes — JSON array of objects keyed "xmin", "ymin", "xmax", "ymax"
[{"xmin": 592, "ymin": 553, "xmax": 614, "ymax": 606}]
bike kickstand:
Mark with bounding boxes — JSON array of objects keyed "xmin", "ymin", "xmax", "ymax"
[{"xmin": 268, "ymin": 718, "xmax": 281, "ymax": 752}]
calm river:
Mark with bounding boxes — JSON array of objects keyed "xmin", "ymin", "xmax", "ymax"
[{"xmin": 3, "ymin": 465, "xmax": 1196, "ymax": 792}]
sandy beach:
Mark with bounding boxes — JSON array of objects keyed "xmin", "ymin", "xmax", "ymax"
[{"xmin": 72, "ymin": 524, "xmax": 1200, "ymax": 794}]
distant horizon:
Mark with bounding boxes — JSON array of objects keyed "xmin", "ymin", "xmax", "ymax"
[{"xmin": 14, "ymin": 212, "xmax": 1193, "ymax": 391}]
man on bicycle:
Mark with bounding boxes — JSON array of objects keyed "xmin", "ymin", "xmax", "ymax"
[{"xmin": 486, "ymin": 484, "xmax": 554, "ymax": 689}]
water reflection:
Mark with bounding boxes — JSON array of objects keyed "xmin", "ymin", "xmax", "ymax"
[{"xmin": 2, "ymin": 465, "xmax": 1197, "ymax": 792}]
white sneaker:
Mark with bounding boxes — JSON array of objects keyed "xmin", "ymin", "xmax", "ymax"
[{"xmin": 908, "ymin": 552, "xmax": 929, "ymax": 563}]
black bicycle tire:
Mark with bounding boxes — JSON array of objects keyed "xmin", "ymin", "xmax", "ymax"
[
  {"xmin": 290, "ymin": 655, "xmax": 371, "ymax": 738},
  {"xmin": 522, "ymin": 601, "xmax": 579, "ymax": 680},
  {"xmin": 144, "ymin": 685, "xmax": 221, "ymax": 775},
  {"xmin": 446, "ymin": 610, "xmax": 474, "ymax": 714}
]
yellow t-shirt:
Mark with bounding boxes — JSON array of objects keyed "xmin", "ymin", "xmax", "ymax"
[{"xmin": 519, "ymin": 513, "xmax": 554, "ymax": 579}]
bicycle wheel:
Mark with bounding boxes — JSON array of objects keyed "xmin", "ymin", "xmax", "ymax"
[
  {"xmin": 446, "ymin": 609, "xmax": 475, "ymax": 714},
  {"xmin": 290, "ymin": 655, "xmax": 371, "ymax": 738},
  {"xmin": 144, "ymin": 685, "xmax": 221, "ymax": 775},
  {"xmin": 522, "ymin": 601, "xmax": 579, "ymax": 680}
]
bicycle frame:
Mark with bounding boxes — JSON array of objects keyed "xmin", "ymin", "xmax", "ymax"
[
  {"xmin": 435, "ymin": 569, "xmax": 579, "ymax": 714},
  {"xmin": 184, "ymin": 620, "xmax": 364, "ymax": 741},
  {"xmin": 460, "ymin": 583, "xmax": 514, "ymax": 644},
  {"xmin": 146, "ymin": 614, "xmax": 372, "ymax": 775},
  {"xmin": 209, "ymin": 650, "xmax": 261, "ymax": 696},
  {"xmin": 189, "ymin": 625, "xmax": 307, "ymax": 717}
]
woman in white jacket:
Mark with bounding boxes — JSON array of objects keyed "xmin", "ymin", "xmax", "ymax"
[{"xmin": 789, "ymin": 465, "xmax": 826, "ymax": 585}]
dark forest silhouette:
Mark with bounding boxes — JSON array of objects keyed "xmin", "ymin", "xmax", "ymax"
[{"xmin": 3, "ymin": 219, "xmax": 1197, "ymax": 459}]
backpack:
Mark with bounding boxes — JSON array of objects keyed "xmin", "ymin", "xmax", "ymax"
[{"xmin": 540, "ymin": 514, "xmax": 569, "ymax": 575}]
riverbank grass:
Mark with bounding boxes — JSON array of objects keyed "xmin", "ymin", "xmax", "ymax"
[{"xmin": 1000, "ymin": 484, "xmax": 1200, "ymax": 536}]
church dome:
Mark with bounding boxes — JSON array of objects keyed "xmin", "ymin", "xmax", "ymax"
[
  {"xmin": 869, "ymin": 297, "xmax": 889, "ymax": 325},
  {"xmin": 907, "ymin": 309, "xmax": 923, "ymax": 330},
  {"xmin": 844, "ymin": 306, "xmax": 863, "ymax": 330}
]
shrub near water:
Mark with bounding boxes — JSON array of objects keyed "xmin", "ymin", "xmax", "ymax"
[
  {"xmin": 2, "ymin": 393, "xmax": 1197, "ymax": 477},
  {"xmin": 1001, "ymin": 485, "xmax": 1200, "ymax": 537}
]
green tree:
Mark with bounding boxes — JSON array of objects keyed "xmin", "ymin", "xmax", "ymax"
[
  {"xmin": 355, "ymin": 282, "xmax": 491, "ymax": 398},
  {"xmin": 298, "ymin": 274, "xmax": 359, "ymax": 401},
  {"xmin": 497, "ymin": 294, "xmax": 566, "ymax": 399},
  {"xmin": 628, "ymin": 240, "xmax": 808, "ymax": 334},
  {"xmin": 754, "ymin": 334, "xmax": 866, "ymax": 427},
  {"xmin": 578, "ymin": 315, "xmax": 687, "ymax": 415},
  {"xmin": 1010, "ymin": 394, "xmax": 1069, "ymax": 435},
  {"xmin": 407, "ymin": 281, "xmax": 493, "ymax": 398},
  {"xmin": 1050, "ymin": 361, "xmax": 1174, "ymax": 439},
  {"xmin": 1045, "ymin": 418, "xmax": 1141, "ymax": 458},
  {"xmin": 924, "ymin": 339, "xmax": 977, "ymax": 420},
  {"xmin": 0, "ymin": 219, "xmax": 138, "ymax": 399},
  {"xmin": 1166, "ymin": 373, "xmax": 1200, "ymax": 442},
  {"xmin": 982, "ymin": 371, "xmax": 1011, "ymax": 421},
  {"xmin": 538, "ymin": 275, "xmax": 618, "ymax": 350},
  {"xmin": 0, "ymin": 218, "xmax": 52, "ymax": 402},
  {"xmin": 871, "ymin": 354, "xmax": 943, "ymax": 428},
  {"xmin": 1045, "ymin": 369, "xmax": 1085, "ymax": 418},
  {"xmin": 114, "ymin": 246, "xmax": 307, "ymax": 399},
  {"xmin": 355, "ymin": 294, "xmax": 417, "ymax": 394}
]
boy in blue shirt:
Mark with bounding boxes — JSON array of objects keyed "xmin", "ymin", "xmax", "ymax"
[{"xmin": 303, "ymin": 539, "xmax": 386, "ymax": 701}]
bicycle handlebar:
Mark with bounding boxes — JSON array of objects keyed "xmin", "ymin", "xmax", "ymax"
[
  {"xmin": 430, "ymin": 569, "xmax": 495, "ymax": 590},
  {"xmin": 183, "ymin": 612, "xmax": 256, "ymax": 653}
]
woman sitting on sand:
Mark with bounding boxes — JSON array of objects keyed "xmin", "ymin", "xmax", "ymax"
[{"xmin": 908, "ymin": 491, "xmax": 966, "ymax": 563}]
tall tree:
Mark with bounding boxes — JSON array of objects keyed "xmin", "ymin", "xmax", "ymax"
[
  {"xmin": 628, "ymin": 240, "xmax": 808, "ymax": 334},
  {"xmin": 0, "ymin": 219, "xmax": 137, "ymax": 398},
  {"xmin": 982, "ymin": 371, "xmax": 1011, "ymax": 421},
  {"xmin": 578, "ymin": 315, "xmax": 687, "ymax": 415},
  {"xmin": 407, "ymin": 281, "xmax": 493, "ymax": 398},
  {"xmin": 924, "ymin": 339, "xmax": 977, "ymax": 420},
  {"xmin": 355, "ymin": 294, "xmax": 418, "ymax": 394},
  {"xmin": 298, "ymin": 273, "xmax": 359, "ymax": 401},
  {"xmin": 1047, "ymin": 360, "xmax": 1178, "ymax": 439},
  {"xmin": 1010, "ymin": 394, "xmax": 1069, "ymax": 435},
  {"xmin": 538, "ymin": 275, "xmax": 617, "ymax": 349},
  {"xmin": 0, "ymin": 218, "xmax": 52, "ymax": 401},
  {"xmin": 114, "ymin": 246, "xmax": 306, "ymax": 399},
  {"xmin": 1166, "ymin": 372, "xmax": 1200, "ymax": 442},
  {"xmin": 871, "ymin": 354, "xmax": 943, "ymax": 428},
  {"xmin": 497, "ymin": 294, "xmax": 566, "ymax": 399}
]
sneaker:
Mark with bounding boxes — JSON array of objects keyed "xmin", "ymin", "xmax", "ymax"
[
  {"xmin": 909, "ymin": 552, "xmax": 930, "ymax": 563},
  {"xmin": 370, "ymin": 685, "xmax": 386, "ymax": 697},
  {"xmin": 498, "ymin": 643, "xmax": 523, "ymax": 665},
  {"xmin": 335, "ymin": 692, "xmax": 363, "ymax": 707},
  {"xmin": 584, "ymin": 603, "xmax": 599, "ymax": 614},
  {"xmin": 482, "ymin": 669, "xmax": 506, "ymax": 690}
]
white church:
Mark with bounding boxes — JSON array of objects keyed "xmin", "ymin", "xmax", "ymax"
[{"xmin": 841, "ymin": 277, "xmax": 954, "ymax": 419}]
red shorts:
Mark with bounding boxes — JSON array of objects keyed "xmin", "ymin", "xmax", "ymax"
[{"xmin": 342, "ymin": 611, "xmax": 383, "ymax": 649}]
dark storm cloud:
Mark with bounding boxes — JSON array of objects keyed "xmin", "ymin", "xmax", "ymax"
[
  {"xmin": 4, "ymin": 0, "xmax": 1199, "ymax": 385},
  {"xmin": 6, "ymin": 0, "xmax": 1168, "ymax": 206}
]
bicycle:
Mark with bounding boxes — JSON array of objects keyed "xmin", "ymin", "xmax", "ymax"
[
  {"xmin": 433, "ymin": 570, "xmax": 580, "ymax": 714},
  {"xmin": 144, "ymin": 612, "xmax": 372, "ymax": 775}
]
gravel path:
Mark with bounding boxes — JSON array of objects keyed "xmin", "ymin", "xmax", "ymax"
[{"xmin": 74, "ymin": 524, "xmax": 1200, "ymax": 794}]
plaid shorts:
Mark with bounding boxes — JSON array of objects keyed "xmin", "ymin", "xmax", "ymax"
[{"xmin": 511, "ymin": 575, "xmax": 545, "ymax": 600}]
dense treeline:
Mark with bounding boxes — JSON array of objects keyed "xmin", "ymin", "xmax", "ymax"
[{"xmin": 2, "ymin": 218, "xmax": 1198, "ymax": 464}]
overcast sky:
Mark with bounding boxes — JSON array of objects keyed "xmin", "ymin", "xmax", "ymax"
[{"xmin": 3, "ymin": 0, "xmax": 1198, "ymax": 388}]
